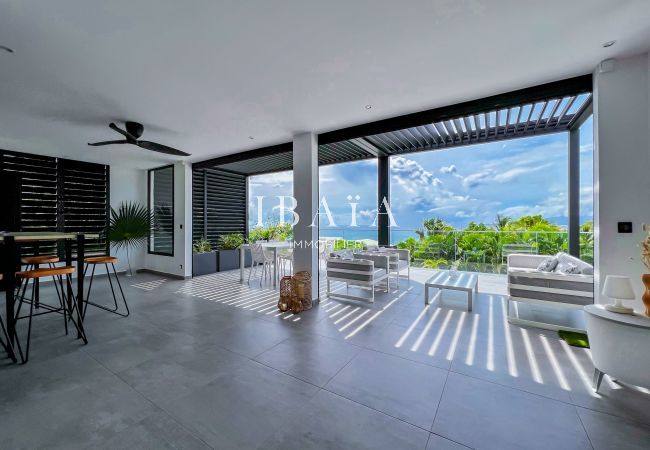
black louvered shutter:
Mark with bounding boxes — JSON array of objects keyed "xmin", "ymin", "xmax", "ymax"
[
  {"xmin": 192, "ymin": 169, "xmax": 206, "ymax": 244},
  {"xmin": 60, "ymin": 158, "xmax": 110, "ymax": 255},
  {"xmin": 0, "ymin": 149, "xmax": 110, "ymax": 257},
  {"xmin": 1, "ymin": 151, "xmax": 59, "ymax": 255},
  {"xmin": 192, "ymin": 168, "xmax": 246, "ymax": 249}
]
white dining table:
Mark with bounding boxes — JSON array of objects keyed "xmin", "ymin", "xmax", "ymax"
[{"xmin": 240, "ymin": 241, "xmax": 292, "ymax": 287}]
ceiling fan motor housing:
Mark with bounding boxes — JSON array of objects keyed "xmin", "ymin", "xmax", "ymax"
[{"xmin": 125, "ymin": 121, "xmax": 144, "ymax": 139}]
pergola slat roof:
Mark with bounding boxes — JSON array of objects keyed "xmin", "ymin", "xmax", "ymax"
[{"xmin": 194, "ymin": 74, "xmax": 592, "ymax": 176}]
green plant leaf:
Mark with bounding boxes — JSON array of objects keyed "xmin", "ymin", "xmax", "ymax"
[{"xmin": 107, "ymin": 202, "xmax": 154, "ymax": 251}]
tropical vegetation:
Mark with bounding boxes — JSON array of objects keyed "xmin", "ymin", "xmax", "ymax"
[
  {"xmin": 220, "ymin": 233, "xmax": 245, "ymax": 250},
  {"xmin": 248, "ymin": 222, "xmax": 293, "ymax": 242},
  {"xmin": 396, "ymin": 215, "xmax": 593, "ymax": 274},
  {"xmin": 192, "ymin": 237, "xmax": 213, "ymax": 254}
]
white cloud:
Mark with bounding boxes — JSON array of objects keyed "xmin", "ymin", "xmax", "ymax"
[
  {"xmin": 462, "ymin": 163, "xmax": 553, "ymax": 188},
  {"xmin": 462, "ymin": 170, "xmax": 492, "ymax": 188},
  {"xmin": 499, "ymin": 192, "xmax": 568, "ymax": 219},
  {"xmin": 358, "ymin": 208, "xmax": 376, "ymax": 219},
  {"xmin": 391, "ymin": 156, "xmax": 441, "ymax": 193},
  {"xmin": 440, "ymin": 164, "xmax": 457, "ymax": 174},
  {"xmin": 455, "ymin": 210, "xmax": 475, "ymax": 218}
]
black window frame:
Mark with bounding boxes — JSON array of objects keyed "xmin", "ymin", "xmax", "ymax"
[{"xmin": 148, "ymin": 164, "xmax": 175, "ymax": 256}]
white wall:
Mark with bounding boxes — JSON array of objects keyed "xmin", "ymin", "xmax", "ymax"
[
  {"xmin": 109, "ymin": 164, "xmax": 147, "ymax": 274},
  {"xmin": 593, "ymin": 51, "xmax": 650, "ymax": 309},
  {"xmin": 143, "ymin": 161, "xmax": 192, "ymax": 278}
]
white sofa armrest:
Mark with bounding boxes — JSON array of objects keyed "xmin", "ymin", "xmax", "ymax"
[
  {"xmin": 380, "ymin": 247, "xmax": 409, "ymax": 262},
  {"xmin": 507, "ymin": 253, "xmax": 550, "ymax": 269}
]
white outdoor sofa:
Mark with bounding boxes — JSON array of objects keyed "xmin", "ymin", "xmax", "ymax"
[
  {"xmin": 326, "ymin": 254, "xmax": 389, "ymax": 303},
  {"xmin": 507, "ymin": 252, "xmax": 594, "ymax": 331},
  {"xmin": 363, "ymin": 245, "xmax": 411, "ymax": 287}
]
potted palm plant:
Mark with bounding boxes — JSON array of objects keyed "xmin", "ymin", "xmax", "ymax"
[
  {"xmin": 218, "ymin": 233, "xmax": 245, "ymax": 271},
  {"xmin": 192, "ymin": 237, "xmax": 218, "ymax": 276},
  {"xmin": 107, "ymin": 202, "xmax": 155, "ymax": 276}
]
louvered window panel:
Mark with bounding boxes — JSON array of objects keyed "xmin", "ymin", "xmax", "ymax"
[
  {"xmin": 0, "ymin": 151, "xmax": 58, "ymax": 255},
  {"xmin": 0, "ymin": 149, "xmax": 110, "ymax": 257},
  {"xmin": 192, "ymin": 169, "xmax": 206, "ymax": 244},
  {"xmin": 61, "ymin": 159, "xmax": 109, "ymax": 256},
  {"xmin": 148, "ymin": 165, "xmax": 174, "ymax": 255},
  {"xmin": 192, "ymin": 168, "xmax": 246, "ymax": 249}
]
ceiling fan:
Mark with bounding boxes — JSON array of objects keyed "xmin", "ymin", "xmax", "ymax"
[{"xmin": 88, "ymin": 121, "xmax": 190, "ymax": 156}]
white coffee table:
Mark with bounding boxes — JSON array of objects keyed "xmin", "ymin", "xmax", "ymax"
[{"xmin": 424, "ymin": 271, "xmax": 478, "ymax": 312}]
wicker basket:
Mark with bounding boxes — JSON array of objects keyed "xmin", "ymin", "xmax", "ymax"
[
  {"xmin": 278, "ymin": 276, "xmax": 293, "ymax": 312},
  {"xmin": 292, "ymin": 271, "xmax": 313, "ymax": 311}
]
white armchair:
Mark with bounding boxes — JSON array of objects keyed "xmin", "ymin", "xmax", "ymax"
[{"xmin": 326, "ymin": 255, "xmax": 389, "ymax": 303}]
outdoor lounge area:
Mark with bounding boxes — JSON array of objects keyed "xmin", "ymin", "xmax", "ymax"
[{"xmin": 2, "ymin": 2, "xmax": 650, "ymax": 449}]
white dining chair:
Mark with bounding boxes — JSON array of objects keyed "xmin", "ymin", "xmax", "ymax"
[
  {"xmin": 277, "ymin": 248, "xmax": 293, "ymax": 277},
  {"xmin": 248, "ymin": 243, "xmax": 275, "ymax": 286}
]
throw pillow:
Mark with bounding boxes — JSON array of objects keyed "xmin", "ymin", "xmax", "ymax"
[
  {"xmin": 537, "ymin": 257, "xmax": 558, "ymax": 272},
  {"xmin": 556, "ymin": 262, "xmax": 581, "ymax": 274}
]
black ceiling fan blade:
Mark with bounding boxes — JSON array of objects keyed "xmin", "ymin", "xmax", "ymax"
[
  {"xmin": 88, "ymin": 140, "xmax": 129, "ymax": 146},
  {"xmin": 109, "ymin": 122, "xmax": 137, "ymax": 141},
  {"xmin": 137, "ymin": 140, "xmax": 191, "ymax": 156}
]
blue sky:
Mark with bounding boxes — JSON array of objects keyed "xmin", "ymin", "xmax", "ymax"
[{"xmin": 248, "ymin": 117, "xmax": 593, "ymax": 234}]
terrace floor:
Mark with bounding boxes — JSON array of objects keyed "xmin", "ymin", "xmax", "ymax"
[{"xmin": 1, "ymin": 268, "xmax": 649, "ymax": 449}]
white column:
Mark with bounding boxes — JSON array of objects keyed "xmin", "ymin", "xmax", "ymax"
[
  {"xmin": 292, "ymin": 132, "xmax": 319, "ymax": 300},
  {"xmin": 593, "ymin": 52, "xmax": 650, "ymax": 307}
]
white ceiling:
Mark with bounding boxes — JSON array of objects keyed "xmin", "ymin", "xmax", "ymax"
[{"xmin": 1, "ymin": 1, "xmax": 649, "ymax": 169}]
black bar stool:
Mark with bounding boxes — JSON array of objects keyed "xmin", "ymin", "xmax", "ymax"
[
  {"xmin": 83, "ymin": 256, "xmax": 129, "ymax": 318},
  {"xmin": 13, "ymin": 265, "xmax": 87, "ymax": 364},
  {"xmin": 21, "ymin": 255, "xmax": 60, "ymax": 309}
]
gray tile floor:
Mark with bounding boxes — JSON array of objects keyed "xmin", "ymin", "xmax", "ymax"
[{"xmin": 1, "ymin": 268, "xmax": 650, "ymax": 449}]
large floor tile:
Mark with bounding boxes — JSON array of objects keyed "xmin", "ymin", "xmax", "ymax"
[
  {"xmin": 327, "ymin": 349, "xmax": 447, "ymax": 429},
  {"xmin": 426, "ymin": 433, "xmax": 471, "ymax": 450},
  {"xmin": 118, "ymin": 345, "xmax": 249, "ymax": 404},
  {"xmin": 432, "ymin": 372, "xmax": 591, "ymax": 450},
  {"xmin": 198, "ymin": 316, "xmax": 302, "ymax": 358},
  {"xmin": 82, "ymin": 327, "xmax": 201, "ymax": 372},
  {"xmin": 0, "ymin": 362, "xmax": 155, "ymax": 449},
  {"xmin": 261, "ymin": 389, "xmax": 430, "ymax": 450},
  {"xmin": 577, "ymin": 407, "xmax": 650, "ymax": 450},
  {"xmin": 160, "ymin": 359, "xmax": 319, "ymax": 449},
  {"xmin": 93, "ymin": 410, "xmax": 210, "ymax": 450},
  {"xmin": 255, "ymin": 332, "xmax": 361, "ymax": 386}
]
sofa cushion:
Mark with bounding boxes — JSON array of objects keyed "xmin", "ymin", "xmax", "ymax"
[
  {"xmin": 536, "ymin": 257, "xmax": 558, "ymax": 272},
  {"xmin": 556, "ymin": 262, "xmax": 581, "ymax": 275},
  {"xmin": 508, "ymin": 266, "xmax": 594, "ymax": 282},
  {"xmin": 556, "ymin": 252, "xmax": 593, "ymax": 275}
]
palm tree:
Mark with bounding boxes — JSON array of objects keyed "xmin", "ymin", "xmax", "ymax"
[{"xmin": 493, "ymin": 214, "xmax": 511, "ymax": 231}]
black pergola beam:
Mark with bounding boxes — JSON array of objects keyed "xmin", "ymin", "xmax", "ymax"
[
  {"xmin": 319, "ymin": 74, "xmax": 592, "ymax": 145},
  {"xmin": 192, "ymin": 142, "xmax": 293, "ymax": 171}
]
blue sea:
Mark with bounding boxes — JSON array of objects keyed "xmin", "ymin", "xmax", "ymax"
[{"xmin": 319, "ymin": 228, "xmax": 417, "ymax": 243}]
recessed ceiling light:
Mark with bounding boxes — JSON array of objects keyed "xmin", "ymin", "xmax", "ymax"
[
  {"xmin": 602, "ymin": 40, "xmax": 616, "ymax": 48},
  {"xmin": 248, "ymin": 136, "xmax": 254, "ymax": 140},
  {"xmin": 365, "ymin": 105, "xmax": 372, "ymax": 110},
  {"xmin": 0, "ymin": 45, "xmax": 14, "ymax": 53}
]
